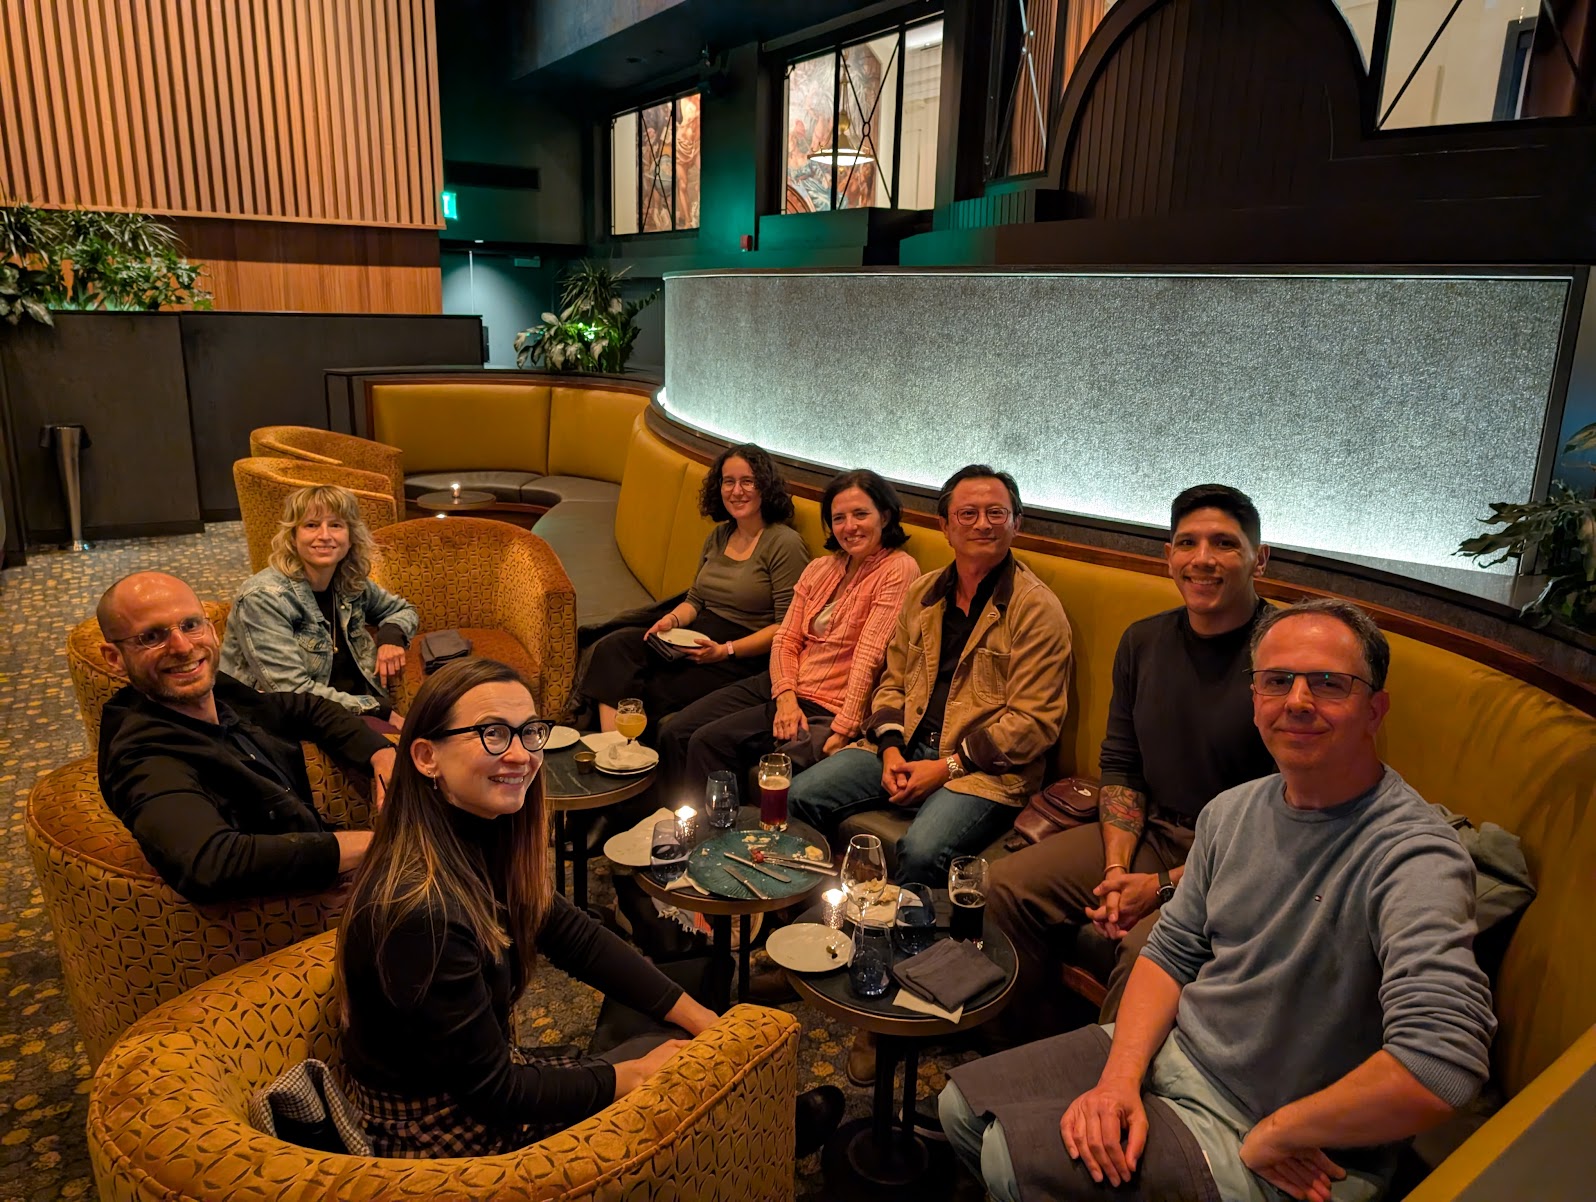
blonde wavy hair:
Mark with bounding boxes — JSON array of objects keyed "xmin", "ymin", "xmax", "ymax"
[{"xmin": 268, "ymin": 484, "xmax": 377, "ymax": 596}]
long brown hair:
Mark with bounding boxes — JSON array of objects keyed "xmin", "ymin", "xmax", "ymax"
[{"xmin": 335, "ymin": 658, "xmax": 551, "ymax": 1008}]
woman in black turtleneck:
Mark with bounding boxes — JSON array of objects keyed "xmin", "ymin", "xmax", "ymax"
[
  {"xmin": 335, "ymin": 657, "xmax": 718, "ymax": 1156},
  {"xmin": 220, "ymin": 484, "xmax": 418, "ymax": 721}
]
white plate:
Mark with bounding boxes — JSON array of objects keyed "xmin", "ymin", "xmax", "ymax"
[
  {"xmin": 597, "ymin": 762, "xmax": 656, "ymax": 777},
  {"xmin": 545, "ymin": 725, "xmax": 580, "ymax": 751},
  {"xmin": 597, "ymin": 744, "xmax": 659, "ymax": 772},
  {"xmin": 656, "ymin": 627, "xmax": 709, "ymax": 647},
  {"xmin": 602, "ymin": 808, "xmax": 677, "ymax": 867},
  {"xmin": 765, "ymin": 924, "xmax": 853, "ymax": 973}
]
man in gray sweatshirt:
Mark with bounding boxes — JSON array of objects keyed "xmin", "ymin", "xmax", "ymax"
[{"xmin": 940, "ymin": 598, "xmax": 1496, "ymax": 1202}]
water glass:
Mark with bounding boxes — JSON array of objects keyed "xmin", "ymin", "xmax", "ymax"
[
  {"xmin": 649, "ymin": 818, "xmax": 687, "ymax": 885},
  {"xmin": 848, "ymin": 920, "xmax": 893, "ymax": 1000},
  {"xmin": 893, "ymin": 883, "xmax": 937, "ymax": 956},
  {"xmin": 948, "ymin": 855, "xmax": 988, "ymax": 942},
  {"xmin": 705, "ymin": 770, "xmax": 739, "ymax": 830}
]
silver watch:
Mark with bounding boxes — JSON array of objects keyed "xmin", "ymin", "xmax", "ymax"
[{"xmin": 945, "ymin": 754, "xmax": 966, "ymax": 779}]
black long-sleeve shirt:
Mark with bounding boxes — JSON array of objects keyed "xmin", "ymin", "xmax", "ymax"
[
  {"xmin": 98, "ymin": 673, "xmax": 389, "ymax": 902},
  {"xmin": 339, "ymin": 850, "xmax": 684, "ymax": 1131},
  {"xmin": 1097, "ymin": 602, "xmax": 1277, "ymax": 822}
]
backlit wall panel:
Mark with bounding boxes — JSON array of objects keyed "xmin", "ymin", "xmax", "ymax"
[{"xmin": 663, "ymin": 271, "xmax": 1569, "ymax": 573}]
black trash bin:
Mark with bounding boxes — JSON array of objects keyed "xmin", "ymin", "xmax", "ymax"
[{"xmin": 40, "ymin": 423, "xmax": 92, "ymax": 551}]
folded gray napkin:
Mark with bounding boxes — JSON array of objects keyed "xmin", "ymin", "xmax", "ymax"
[{"xmin": 892, "ymin": 938, "xmax": 1005, "ymax": 1012}]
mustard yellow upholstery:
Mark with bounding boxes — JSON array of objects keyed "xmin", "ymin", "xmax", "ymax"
[
  {"xmin": 660, "ymin": 459, "xmax": 715, "ymax": 599},
  {"xmin": 88, "ymin": 932, "xmax": 801, "ymax": 1201},
  {"xmin": 547, "ymin": 386, "xmax": 649, "ymax": 481},
  {"xmin": 370, "ymin": 518, "xmax": 579, "ymax": 721},
  {"xmin": 614, "ymin": 416, "xmax": 688, "ymax": 600},
  {"xmin": 791, "ymin": 495, "xmax": 828, "ymax": 556},
  {"xmin": 234, "ymin": 457, "xmax": 399, "ymax": 574},
  {"xmin": 25, "ymin": 757, "xmax": 363, "ymax": 1069},
  {"xmin": 371, "ymin": 382, "xmax": 552, "ymax": 475},
  {"xmin": 250, "ymin": 425, "xmax": 406, "ymax": 512}
]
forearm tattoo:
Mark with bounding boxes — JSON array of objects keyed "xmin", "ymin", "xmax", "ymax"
[{"xmin": 1100, "ymin": 784, "xmax": 1147, "ymax": 839}]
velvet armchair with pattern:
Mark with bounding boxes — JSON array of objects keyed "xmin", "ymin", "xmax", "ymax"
[
  {"xmin": 31, "ymin": 608, "xmax": 371, "ymax": 1066},
  {"xmin": 234, "ymin": 456, "xmax": 400, "ymax": 574},
  {"xmin": 88, "ymin": 932, "xmax": 801, "ymax": 1201},
  {"xmin": 371, "ymin": 518, "xmax": 579, "ymax": 721},
  {"xmin": 250, "ymin": 424, "xmax": 407, "ymax": 512}
]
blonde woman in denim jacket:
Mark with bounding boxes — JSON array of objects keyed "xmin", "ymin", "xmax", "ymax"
[{"xmin": 220, "ymin": 485, "xmax": 419, "ymax": 720}]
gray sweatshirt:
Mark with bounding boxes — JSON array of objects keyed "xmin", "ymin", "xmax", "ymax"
[{"xmin": 1141, "ymin": 767, "xmax": 1496, "ymax": 1122}]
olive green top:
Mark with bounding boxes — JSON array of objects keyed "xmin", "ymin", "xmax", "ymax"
[{"xmin": 685, "ymin": 522, "xmax": 810, "ymax": 632}]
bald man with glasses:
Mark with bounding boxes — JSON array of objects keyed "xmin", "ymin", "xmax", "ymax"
[{"xmin": 96, "ymin": 571, "xmax": 396, "ymax": 903}]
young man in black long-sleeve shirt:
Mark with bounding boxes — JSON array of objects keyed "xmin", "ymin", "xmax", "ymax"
[
  {"xmin": 989, "ymin": 486, "xmax": 1276, "ymax": 1036},
  {"xmin": 96, "ymin": 571, "xmax": 395, "ymax": 903}
]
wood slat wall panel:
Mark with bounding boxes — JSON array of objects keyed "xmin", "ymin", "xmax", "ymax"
[{"xmin": 0, "ymin": 0, "xmax": 442, "ymax": 229}]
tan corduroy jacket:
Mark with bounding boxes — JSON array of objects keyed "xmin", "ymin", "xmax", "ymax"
[{"xmin": 863, "ymin": 555, "xmax": 1073, "ymax": 808}]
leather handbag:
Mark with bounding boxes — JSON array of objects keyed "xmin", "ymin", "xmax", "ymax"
[
  {"xmin": 1005, "ymin": 776, "xmax": 1101, "ymax": 851},
  {"xmin": 419, "ymin": 630, "xmax": 473, "ymax": 674}
]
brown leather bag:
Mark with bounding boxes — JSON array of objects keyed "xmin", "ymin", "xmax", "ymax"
[{"xmin": 1005, "ymin": 776, "xmax": 1100, "ymax": 850}]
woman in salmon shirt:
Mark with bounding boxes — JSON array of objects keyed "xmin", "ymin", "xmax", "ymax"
[{"xmin": 656, "ymin": 469, "xmax": 920, "ymax": 802}]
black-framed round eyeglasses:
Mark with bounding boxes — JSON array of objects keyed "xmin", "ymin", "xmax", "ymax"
[{"xmin": 435, "ymin": 720, "xmax": 554, "ymax": 755}]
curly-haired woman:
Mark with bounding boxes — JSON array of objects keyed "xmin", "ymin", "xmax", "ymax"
[
  {"xmin": 220, "ymin": 484, "xmax": 418, "ymax": 719},
  {"xmin": 579, "ymin": 444, "xmax": 809, "ymax": 733}
]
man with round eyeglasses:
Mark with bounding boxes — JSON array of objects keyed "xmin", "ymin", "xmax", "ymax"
[
  {"xmin": 940, "ymin": 598, "xmax": 1495, "ymax": 1202},
  {"xmin": 97, "ymin": 571, "xmax": 397, "ymax": 903}
]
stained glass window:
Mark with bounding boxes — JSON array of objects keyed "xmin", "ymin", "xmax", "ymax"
[{"xmin": 611, "ymin": 91, "xmax": 701, "ymax": 235}]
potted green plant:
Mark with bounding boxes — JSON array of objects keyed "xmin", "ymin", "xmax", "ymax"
[
  {"xmin": 1457, "ymin": 422, "xmax": 1596, "ymax": 635},
  {"xmin": 0, "ymin": 203, "xmax": 62, "ymax": 326},
  {"xmin": 513, "ymin": 261, "xmax": 657, "ymax": 374}
]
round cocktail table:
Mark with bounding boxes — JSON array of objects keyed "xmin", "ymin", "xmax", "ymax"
[
  {"xmin": 635, "ymin": 806, "xmax": 832, "ymax": 1007},
  {"xmin": 541, "ymin": 743, "xmax": 655, "ymax": 912},
  {"xmin": 785, "ymin": 897, "xmax": 1016, "ymax": 1201},
  {"xmin": 415, "ymin": 487, "xmax": 496, "ymax": 513}
]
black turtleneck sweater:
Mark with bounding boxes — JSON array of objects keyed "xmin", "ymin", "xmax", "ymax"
[{"xmin": 338, "ymin": 808, "xmax": 684, "ymax": 1141}]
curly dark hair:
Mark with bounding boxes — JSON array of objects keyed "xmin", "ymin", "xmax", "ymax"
[
  {"xmin": 699, "ymin": 443, "xmax": 795, "ymax": 525},
  {"xmin": 820, "ymin": 469, "xmax": 909, "ymax": 551}
]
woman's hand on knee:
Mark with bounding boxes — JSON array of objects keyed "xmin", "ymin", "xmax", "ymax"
[{"xmin": 613, "ymin": 1039, "xmax": 692, "ymax": 1099}]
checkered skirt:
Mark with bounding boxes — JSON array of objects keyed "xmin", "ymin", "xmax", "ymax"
[{"xmin": 341, "ymin": 1045, "xmax": 607, "ymax": 1158}]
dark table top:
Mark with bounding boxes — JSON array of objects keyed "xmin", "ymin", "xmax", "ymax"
[
  {"xmin": 541, "ymin": 743, "xmax": 656, "ymax": 812},
  {"xmin": 785, "ymin": 892, "xmax": 1017, "ymax": 1038}
]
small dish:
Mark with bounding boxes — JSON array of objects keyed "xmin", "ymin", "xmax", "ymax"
[
  {"xmin": 597, "ymin": 744, "xmax": 659, "ymax": 773},
  {"xmin": 656, "ymin": 627, "xmax": 708, "ymax": 648},
  {"xmin": 765, "ymin": 923, "xmax": 853, "ymax": 973},
  {"xmin": 603, "ymin": 808, "xmax": 677, "ymax": 867},
  {"xmin": 545, "ymin": 725, "xmax": 581, "ymax": 751}
]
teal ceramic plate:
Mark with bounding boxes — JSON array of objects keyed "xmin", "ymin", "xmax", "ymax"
[{"xmin": 687, "ymin": 828, "xmax": 830, "ymax": 901}]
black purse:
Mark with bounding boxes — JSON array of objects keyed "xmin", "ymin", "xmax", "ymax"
[{"xmin": 419, "ymin": 630, "xmax": 472, "ymax": 674}]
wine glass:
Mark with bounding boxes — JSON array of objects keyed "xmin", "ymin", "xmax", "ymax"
[
  {"xmin": 840, "ymin": 833, "xmax": 887, "ymax": 925},
  {"xmin": 615, "ymin": 697, "xmax": 647, "ymax": 748},
  {"xmin": 705, "ymin": 770, "xmax": 739, "ymax": 830}
]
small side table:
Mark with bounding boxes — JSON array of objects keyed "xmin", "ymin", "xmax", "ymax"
[
  {"xmin": 415, "ymin": 488, "xmax": 496, "ymax": 514},
  {"xmin": 786, "ymin": 900, "xmax": 1016, "ymax": 1201},
  {"xmin": 635, "ymin": 806, "xmax": 832, "ymax": 1007},
  {"xmin": 542, "ymin": 745, "xmax": 655, "ymax": 911}
]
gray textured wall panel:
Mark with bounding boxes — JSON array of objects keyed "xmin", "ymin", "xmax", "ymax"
[{"xmin": 663, "ymin": 271, "xmax": 1568, "ymax": 573}]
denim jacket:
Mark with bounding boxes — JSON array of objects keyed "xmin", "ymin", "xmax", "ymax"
[{"xmin": 219, "ymin": 567, "xmax": 420, "ymax": 713}]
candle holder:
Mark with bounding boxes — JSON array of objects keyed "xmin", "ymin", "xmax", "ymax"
[
  {"xmin": 822, "ymin": 888, "xmax": 846, "ymax": 930},
  {"xmin": 449, "ymin": 480, "xmax": 462, "ymax": 501},
  {"xmin": 674, "ymin": 805, "xmax": 698, "ymax": 845}
]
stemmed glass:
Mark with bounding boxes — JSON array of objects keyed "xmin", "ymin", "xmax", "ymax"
[
  {"xmin": 840, "ymin": 833, "xmax": 888, "ymax": 924},
  {"xmin": 615, "ymin": 697, "xmax": 647, "ymax": 749}
]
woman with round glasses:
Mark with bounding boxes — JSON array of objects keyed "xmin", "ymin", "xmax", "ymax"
[
  {"xmin": 578, "ymin": 443, "xmax": 809, "ymax": 735},
  {"xmin": 335, "ymin": 657, "xmax": 722, "ymax": 1156},
  {"xmin": 657, "ymin": 469, "xmax": 920, "ymax": 796},
  {"xmin": 220, "ymin": 484, "xmax": 418, "ymax": 720}
]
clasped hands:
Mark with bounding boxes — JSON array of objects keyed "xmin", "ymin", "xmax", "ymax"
[
  {"xmin": 1085, "ymin": 866, "xmax": 1160, "ymax": 940},
  {"xmin": 878, "ymin": 746, "xmax": 948, "ymax": 807},
  {"xmin": 1062, "ymin": 1083, "xmax": 1345, "ymax": 1201}
]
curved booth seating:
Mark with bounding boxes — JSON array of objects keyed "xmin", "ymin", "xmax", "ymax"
[
  {"xmin": 234, "ymin": 456, "xmax": 400, "ymax": 574},
  {"xmin": 249, "ymin": 425, "xmax": 407, "ymax": 512},
  {"xmin": 38, "ymin": 606, "xmax": 372, "ymax": 1067},
  {"xmin": 369, "ymin": 518, "xmax": 578, "ymax": 721},
  {"xmin": 87, "ymin": 932, "xmax": 802, "ymax": 1201}
]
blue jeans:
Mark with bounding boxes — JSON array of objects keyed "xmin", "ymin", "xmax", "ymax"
[{"xmin": 788, "ymin": 743, "xmax": 1012, "ymax": 886}]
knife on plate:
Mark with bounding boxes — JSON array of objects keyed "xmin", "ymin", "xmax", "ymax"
[
  {"xmin": 723, "ymin": 864, "xmax": 770, "ymax": 900},
  {"xmin": 724, "ymin": 852, "xmax": 791, "ymax": 882}
]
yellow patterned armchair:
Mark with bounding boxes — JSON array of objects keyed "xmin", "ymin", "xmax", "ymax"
[
  {"xmin": 36, "ymin": 608, "xmax": 372, "ymax": 1067},
  {"xmin": 234, "ymin": 456, "xmax": 400, "ymax": 573},
  {"xmin": 250, "ymin": 424, "xmax": 407, "ymax": 512},
  {"xmin": 88, "ymin": 932, "xmax": 800, "ymax": 1201},
  {"xmin": 371, "ymin": 518, "xmax": 579, "ymax": 721}
]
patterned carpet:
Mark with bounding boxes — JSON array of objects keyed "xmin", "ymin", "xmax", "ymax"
[{"xmin": 0, "ymin": 522, "xmax": 988, "ymax": 1202}]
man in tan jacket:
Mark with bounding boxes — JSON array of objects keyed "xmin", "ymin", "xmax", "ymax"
[{"xmin": 789, "ymin": 464, "xmax": 1074, "ymax": 887}]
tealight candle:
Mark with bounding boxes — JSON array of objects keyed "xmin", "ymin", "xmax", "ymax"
[
  {"xmin": 450, "ymin": 480, "xmax": 461, "ymax": 500},
  {"xmin": 822, "ymin": 887, "xmax": 846, "ymax": 929},
  {"xmin": 675, "ymin": 805, "xmax": 697, "ymax": 844}
]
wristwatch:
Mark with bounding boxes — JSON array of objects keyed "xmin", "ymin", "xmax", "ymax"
[
  {"xmin": 945, "ymin": 753, "xmax": 967, "ymax": 780},
  {"xmin": 1156, "ymin": 869, "xmax": 1176, "ymax": 904}
]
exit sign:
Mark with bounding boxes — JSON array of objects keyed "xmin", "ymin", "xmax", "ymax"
[{"xmin": 441, "ymin": 190, "xmax": 458, "ymax": 220}]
